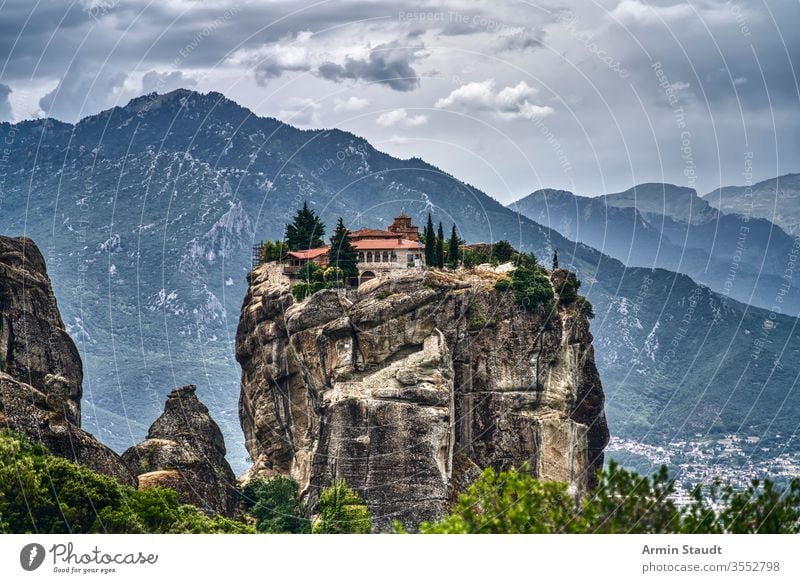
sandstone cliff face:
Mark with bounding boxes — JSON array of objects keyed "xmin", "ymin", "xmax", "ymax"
[
  {"xmin": 122, "ymin": 385, "xmax": 238, "ymax": 517},
  {"xmin": 0, "ymin": 236, "xmax": 82, "ymax": 425},
  {"xmin": 0, "ymin": 236, "xmax": 135, "ymax": 485},
  {"xmin": 236, "ymin": 264, "xmax": 609, "ymax": 531}
]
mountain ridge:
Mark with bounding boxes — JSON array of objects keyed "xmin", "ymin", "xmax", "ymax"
[{"xmin": 1, "ymin": 89, "xmax": 798, "ymax": 474}]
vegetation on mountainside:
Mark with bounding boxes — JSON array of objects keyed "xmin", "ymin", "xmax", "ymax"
[
  {"xmin": 0, "ymin": 430, "xmax": 252, "ymax": 534},
  {"xmin": 419, "ymin": 461, "xmax": 800, "ymax": 534}
]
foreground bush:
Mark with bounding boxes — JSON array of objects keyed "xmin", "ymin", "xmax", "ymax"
[
  {"xmin": 312, "ymin": 480, "xmax": 372, "ymax": 534},
  {"xmin": 242, "ymin": 476, "xmax": 310, "ymax": 533},
  {"xmin": 421, "ymin": 461, "xmax": 800, "ymax": 534},
  {"xmin": 0, "ymin": 430, "xmax": 252, "ymax": 534}
]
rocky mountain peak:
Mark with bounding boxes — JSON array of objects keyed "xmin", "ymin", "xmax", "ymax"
[
  {"xmin": 236, "ymin": 264, "xmax": 608, "ymax": 531},
  {"xmin": 122, "ymin": 384, "xmax": 238, "ymax": 516}
]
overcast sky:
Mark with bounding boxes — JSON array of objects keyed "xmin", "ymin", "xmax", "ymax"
[{"xmin": 1, "ymin": 0, "xmax": 797, "ymax": 202}]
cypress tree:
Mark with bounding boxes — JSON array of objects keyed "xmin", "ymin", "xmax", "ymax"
[
  {"xmin": 285, "ymin": 202, "xmax": 326, "ymax": 250},
  {"xmin": 424, "ymin": 213, "xmax": 436, "ymax": 267},
  {"xmin": 447, "ymin": 224, "xmax": 460, "ymax": 269},
  {"xmin": 328, "ymin": 218, "xmax": 359, "ymax": 280},
  {"xmin": 436, "ymin": 222, "xmax": 445, "ymax": 268}
]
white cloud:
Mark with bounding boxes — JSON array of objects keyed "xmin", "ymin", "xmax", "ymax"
[
  {"xmin": 435, "ymin": 79, "xmax": 554, "ymax": 120},
  {"xmin": 376, "ymin": 108, "xmax": 428, "ymax": 127},
  {"xmin": 611, "ymin": 1, "xmax": 694, "ymax": 25},
  {"xmin": 141, "ymin": 70, "xmax": 196, "ymax": 94},
  {"xmin": 277, "ymin": 97, "xmax": 321, "ymax": 126},
  {"xmin": 333, "ymin": 96, "xmax": 370, "ymax": 112}
]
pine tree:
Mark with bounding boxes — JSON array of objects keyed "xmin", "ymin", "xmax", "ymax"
[
  {"xmin": 552, "ymin": 248, "xmax": 559, "ymax": 269},
  {"xmin": 424, "ymin": 213, "xmax": 435, "ymax": 267},
  {"xmin": 328, "ymin": 218, "xmax": 359, "ymax": 280},
  {"xmin": 436, "ymin": 222, "xmax": 445, "ymax": 268},
  {"xmin": 285, "ymin": 202, "xmax": 326, "ymax": 251},
  {"xmin": 447, "ymin": 224, "xmax": 461, "ymax": 269}
]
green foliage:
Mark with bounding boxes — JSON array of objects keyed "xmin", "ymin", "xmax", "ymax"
[
  {"xmin": 493, "ymin": 278, "xmax": 512, "ymax": 292},
  {"xmin": 297, "ymin": 261, "xmax": 324, "ymax": 283},
  {"xmin": 0, "ymin": 430, "xmax": 252, "ymax": 534},
  {"xmin": 421, "ymin": 464, "xmax": 582, "ymax": 534},
  {"xmin": 242, "ymin": 476, "xmax": 310, "ymax": 533},
  {"xmin": 424, "ymin": 213, "xmax": 436, "ymax": 267},
  {"xmin": 323, "ymin": 266, "xmax": 346, "ymax": 287},
  {"xmin": 446, "ymin": 224, "xmax": 461, "ymax": 269},
  {"xmin": 461, "ymin": 242, "xmax": 536, "ymax": 269},
  {"xmin": 328, "ymin": 218, "xmax": 359, "ymax": 278},
  {"xmin": 285, "ymin": 202, "xmax": 326, "ymax": 251},
  {"xmin": 577, "ymin": 297, "xmax": 595, "ymax": 319},
  {"xmin": 435, "ymin": 222, "xmax": 445, "ymax": 268},
  {"xmin": 419, "ymin": 461, "xmax": 800, "ymax": 534},
  {"xmin": 492, "ymin": 240, "xmax": 514, "ymax": 263},
  {"xmin": 555, "ymin": 273, "xmax": 581, "ymax": 305},
  {"xmin": 260, "ymin": 240, "xmax": 290, "ymax": 263},
  {"xmin": 291, "ymin": 281, "xmax": 326, "ymax": 302},
  {"xmin": 312, "ymin": 480, "xmax": 372, "ymax": 534},
  {"xmin": 510, "ymin": 267, "xmax": 554, "ymax": 311}
]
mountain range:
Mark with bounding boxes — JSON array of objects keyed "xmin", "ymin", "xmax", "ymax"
[
  {"xmin": 1, "ymin": 89, "xmax": 797, "ymax": 473},
  {"xmin": 509, "ymin": 183, "xmax": 800, "ymax": 314}
]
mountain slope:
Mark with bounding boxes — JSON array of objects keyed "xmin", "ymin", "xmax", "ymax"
[
  {"xmin": 704, "ymin": 173, "xmax": 800, "ymax": 236},
  {"xmin": 1, "ymin": 89, "xmax": 797, "ymax": 472},
  {"xmin": 510, "ymin": 187, "xmax": 800, "ymax": 314}
]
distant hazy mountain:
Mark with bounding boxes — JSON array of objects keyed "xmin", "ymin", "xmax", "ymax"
[
  {"xmin": 510, "ymin": 185, "xmax": 800, "ymax": 314},
  {"xmin": 1, "ymin": 89, "xmax": 796, "ymax": 471},
  {"xmin": 704, "ymin": 174, "xmax": 800, "ymax": 236}
]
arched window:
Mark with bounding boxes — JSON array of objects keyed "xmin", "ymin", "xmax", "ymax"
[
  {"xmin": 391, "ymin": 251, "xmax": 397, "ymax": 262},
  {"xmin": 358, "ymin": 252, "xmax": 364, "ymax": 262},
  {"xmin": 366, "ymin": 252, "xmax": 373, "ymax": 263},
  {"xmin": 383, "ymin": 251, "xmax": 389, "ymax": 262}
]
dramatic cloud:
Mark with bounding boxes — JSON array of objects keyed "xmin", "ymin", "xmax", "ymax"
[
  {"xmin": 333, "ymin": 96, "xmax": 370, "ymax": 112},
  {"xmin": 0, "ymin": 0, "xmax": 797, "ymax": 196},
  {"xmin": 39, "ymin": 66, "xmax": 127, "ymax": 122},
  {"xmin": 141, "ymin": 70, "xmax": 196, "ymax": 94},
  {"xmin": 376, "ymin": 108, "xmax": 428, "ymax": 127},
  {"xmin": 229, "ymin": 32, "xmax": 315, "ymax": 86},
  {"xmin": 318, "ymin": 41, "xmax": 424, "ymax": 92},
  {"xmin": 0, "ymin": 84, "xmax": 12, "ymax": 121},
  {"xmin": 435, "ymin": 79, "xmax": 554, "ymax": 120}
]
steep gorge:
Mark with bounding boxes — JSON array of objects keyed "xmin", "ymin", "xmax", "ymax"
[{"xmin": 236, "ymin": 264, "xmax": 608, "ymax": 530}]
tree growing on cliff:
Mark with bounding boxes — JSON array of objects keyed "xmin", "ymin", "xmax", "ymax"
[
  {"xmin": 424, "ymin": 213, "xmax": 435, "ymax": 267},
  {"xmin": 328, "ymin": 218, "xmax": 359, "ymax": 280},
  {"xmin": 435, "ymin": 222, "xmax": 445, "ymax": 268},
  {"xmin": 242, "ymin": 476, "xmax": 310, "ymax": 534},
  {"xmin": 260, "ymin": 240, "xmax": 290, "ymax": 263},
  {"xmin": 446, "ymin": 224, "xmax": 461, "ymax": 269},
  {"xmin": 312, "ymin": 480, "xmax": 372, "ymax": 534},
  {"xmin": 285, "ymin": 202, "xmax": 326, "ymax": 250}
]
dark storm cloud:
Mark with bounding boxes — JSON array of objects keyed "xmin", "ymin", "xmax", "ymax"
[
  {"xmin": 39, "ymin": 65, "xmax": 126, "ymax": 122},
  {"xmin": 0, "ymin": 84, "xmax": 12, "ymax": 120},
  {"xmin": 318, "ymin": 41, "xmax": 423, "ymax": 92}
]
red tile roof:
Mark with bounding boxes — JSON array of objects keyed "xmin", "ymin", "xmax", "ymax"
[
  {"xmin": 286, "ymin": 247, "xmax": 329, "ymax": 260},
  {"xmin": 349, "ymin": 228, "xmax": 398, "ymax": 239},
  {"xmin": 353, "ymin": 238, "xmax": 423, "ymax": 250}
]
